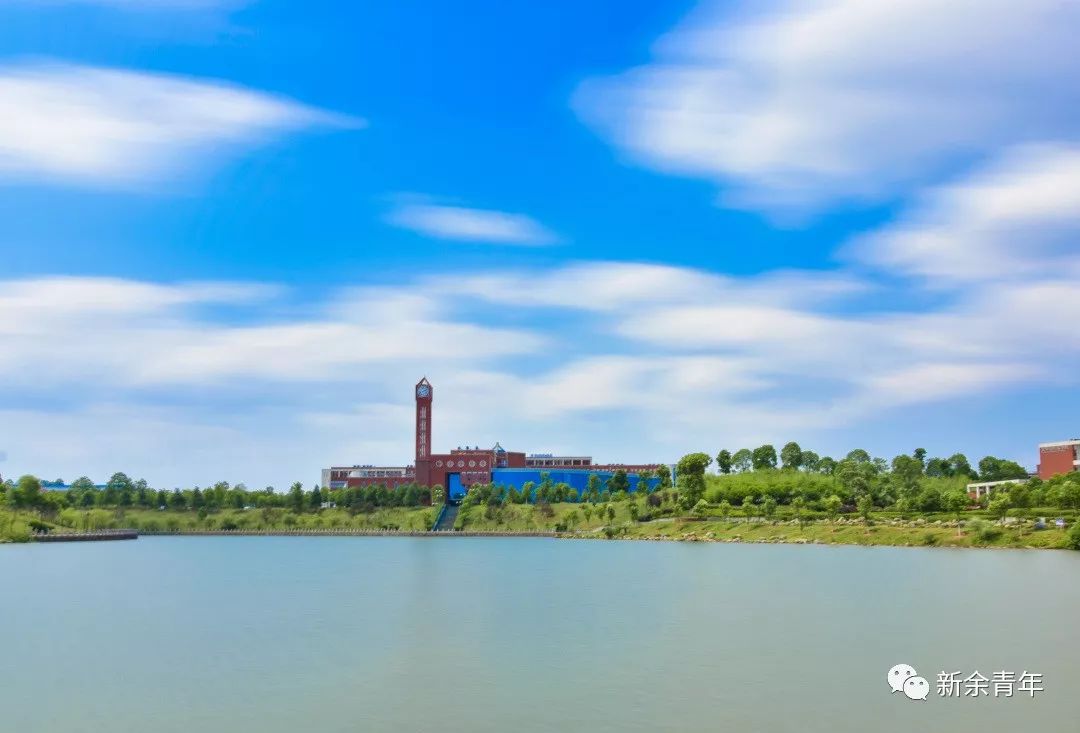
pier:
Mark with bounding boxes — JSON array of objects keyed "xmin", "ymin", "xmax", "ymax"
[{"xmin": 33, "ymin": 529, "xmax": 139, "ymax": 542}]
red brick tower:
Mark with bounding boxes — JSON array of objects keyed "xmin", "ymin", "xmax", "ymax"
[{"xmin": 414, "ymin": 377, "xmax": 433, "ymax": 486}]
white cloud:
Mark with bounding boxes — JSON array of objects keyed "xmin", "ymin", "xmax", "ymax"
[
  {"xmin": 388, "ymin": 202, "xmax": 557, "ymax": 245},
  {"xmin": 443, "ymin": 261, "xmax": 864, "ymax": 313},
  {"xmin": 0, "ymin": 277, "xmax": 541, "ymax": 389},
  {"xmin": 2, "ymin": 260, "xmax": 1078, "ymax": 487},
  {"xmin": 0, "ymin": 62, "xmax": 358, "ymax": 185},
  {"xmin": 574, "ymin": 0, "xmax": 1080, "ymax": 212},
  {"xmin": 848, "ymin": 144, "xmax": 1080, "ymax": 284}
]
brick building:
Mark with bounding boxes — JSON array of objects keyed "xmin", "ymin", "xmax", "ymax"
[
  {"xmin": 1037, "ymin": 439, "xmax": 1080, "ymax": 480},
  {"xmin": 323, "ymin": 377, "xmax": 664, "ymax": 500}
]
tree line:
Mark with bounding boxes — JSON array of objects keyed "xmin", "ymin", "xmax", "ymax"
[
  {"xmin": 5, "ymin": 443, "xmax": 1078, "ymax": 524},
  {"xmin": 690, "ymin": 443, "xmax": 1080, "ymax": 515},
  {"xmin": 711, "ymin": 442, "xmax": 1027, "ymax": 481},
  {"xmin": 0, "ymin": 473, "xmax": 432, "ymax": 515}
]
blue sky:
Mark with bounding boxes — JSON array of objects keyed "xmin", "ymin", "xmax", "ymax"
[{"xmin": 1, "ymin": 0, "xmax": 1078, "ymax": 489}]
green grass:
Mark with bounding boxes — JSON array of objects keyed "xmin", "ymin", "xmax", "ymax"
[
  {"xmin": 615, "ymin": 518, "xmax": 1069, "ymax": 549},
  {"xmin": 1, "ymin": 503, "xmax": 1072, "ymax": 550}
]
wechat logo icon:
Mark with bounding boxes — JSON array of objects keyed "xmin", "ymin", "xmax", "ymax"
[{"xmin": 888, "ymin": 664, "xmax": 929, "ymax": 701}]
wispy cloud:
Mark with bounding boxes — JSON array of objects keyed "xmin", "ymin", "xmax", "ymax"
[
  {"xmin": 848, "ymin": 144, "xmax": 1080, "ymax": 284},
  {"xmin": 574, "ymin": 0, "xmax": 1080, "ymax": 213},
  {"xmin": 388, "ymin": 202, "xmax": 558, "ymax": 245},
  {"xmin": 2, "ymin": 256, "xmax": 1078, "ymax": 486},
  {"xmin": 0, "ymin": 62, "xmax": 360, "ymax": 186}
]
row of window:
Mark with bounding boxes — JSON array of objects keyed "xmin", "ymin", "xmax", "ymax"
[{"xmin": 436, "ymin": 459, "xmax": 488, "ymax": 468}]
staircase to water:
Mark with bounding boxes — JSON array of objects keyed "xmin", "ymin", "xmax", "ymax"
[{"xmin": 431, "ymin": 502, "xmax": 460, "ymax": 531}]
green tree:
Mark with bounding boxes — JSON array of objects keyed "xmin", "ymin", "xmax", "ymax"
[
  {"xmin": 605, "ymin": 504, "xmax": 616, "ymax": 523},
  {"xmin": 988, "ymin": 491, "xmax": 1011, "ymax": 525},
  {"xmin": 890, "ymin": 454, "xmax": 923, "ymax": 501},
  {"xmin": 608, "ymin": 469, "xmax": 629, "ymax": 495},
  {"xmin": 913, "ymin": 448, "xmax": 927, "ymax": 470},
  {"xmin": 836, "ymin": 458, "xmax": 874, "ymax": 499},
  {"xmin": 718, "ymin": 500, "xmax": 732, "ymax": 522},
  {"xmin": 817, "ymin": 456, "xmax": 837, "ymax": 475},
  {"xmin": 106, "ymin": 472, "xmax": 134, "ymax": 494},
  {"xmin": 565, "ymin": 510, "xmax": 580, "ymax": 530},
  {"xmin": 823, "ymin": 494, "xmax": 842, "ymax": 521},
  {"xmin": 654, "ymin": 464, "xmax": 673, "ymax": 490},
  {"xmin": 628, "ymin": 502, "xmax": 640, "ymax": 522},
  {"xmin": 559, "ymin": 483, "xmax": 577, "ymax": 503},
  {"xmin": 70, "ymin": 476, "xmax": 96, "ymax": 492},
  {"xmin": 752, "ymin": 445, "xmax": 778, "ymax": 471},
  {"xmin": 762, "ymin": 495, "xmax": 777, "ymax": 521},
  {"xmin": 780, "ymin": 442, "xmax": 803, "ymax": 470},
  {"xmin": 948, "ymin": 453, "xmax": 977, "ymax": 480},
  {"xmin": 1008, "ymin": 482, "xmax": 1031, "ymax": 509},
  {"xmin": 676, "ymin": 452, "xmax": 712, "ymax": 509},
  {"xmin": 716, "ymin": 450, "xmax": 733, "ymax": 474},
  {"xmin": 585, "ymin": 475, "xmax": 601, "ymax": 503},
  {"xmin": 634, "ymin": 472, "xmax": 652, "ymax": 495},
  {"xmin": 943, "ymin": 489, "xmax": 969, "ymax": 536},
  {"xmin": 857, "ymin": 495, "xmax": 874, "ymax": 525},
  {"xmin": 801, "ymin": 451, "xmax": 821, "ymax": 472},
  {"xmin": 977, "ymin": 456, "xmax": 1029, "ymax": 482},
  {"xmin": 743, "ymin": 495, "xmax": 756, "ymax": 521},
  {"xmin": 846, "ymin": 449, "xmax": 871, "ymax": 464},
  {"xmin": 925, "ymin": 457, "xmax": 952, "ymax": 477},
  {"xmin": 168, "ymin": 489, "xmax": 186, "ymax": 511},
  {"xmin": 14, "ymin": 475, "xmax": 43, "ymax": 509},
  {"xmin": 1067, "ymin": 520, "xmax": 1080, "ymax": 551},
  {"xmin": 288, "ymin": 482, "xmax": 305, "ymax": 512},
  {"xmin": 731, "ymin": 449, "xmax": 753, "ymax": 473},
  {"xmin": 791, "ymin": 496, "xmax": 806, "ymax": 527}
]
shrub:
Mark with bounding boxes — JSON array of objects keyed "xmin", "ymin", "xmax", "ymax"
[
  {"xmin": 921, "ymin": 532, "xmax": 939, "ymax": 546},
  {"xmin": 1067, "ymin": 520, "xmax": 1080, "ymax": 551},
  {"xmin": 969, "ymin": 519, "xmax": 1003, "ymax": 543},
  {"xmin": 9, "ymin": 521, "xmax": 32, "ymax": 543}
]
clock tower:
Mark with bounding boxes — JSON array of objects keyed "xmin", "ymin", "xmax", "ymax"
[{"xmin": 414, "ymin": 377, "xmax": 433, "ymax": 485}]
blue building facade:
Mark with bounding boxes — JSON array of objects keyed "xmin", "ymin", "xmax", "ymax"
[{"xmin": 474, "ymin": 468, "xmax": 660, "ymax": 500}]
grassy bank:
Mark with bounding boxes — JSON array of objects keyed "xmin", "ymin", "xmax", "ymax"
[
  {"xmin": 3, "ymin": 504, "xmax": 1075, "ymax": 550},
  {"xmin": 453, "ymin": 503, "xmax": 1072, "ymax": 548},
  {"xmin": 613, "ymin": 517, "xmax": 1070, "ymax": 549},
  {"xmin": 0, "ymin": 506, "xmax": 436, "ymax": 542}
]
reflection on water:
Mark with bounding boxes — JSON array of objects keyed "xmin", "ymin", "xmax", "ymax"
[{"xmin": 2, "ymin": 537, "xmax": 1078, "ymax": 733}]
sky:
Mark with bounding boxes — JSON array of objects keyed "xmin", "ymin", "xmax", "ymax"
[{"xmin": 1, "ymin": 0, "xmax": 1078, "ymax": 489}]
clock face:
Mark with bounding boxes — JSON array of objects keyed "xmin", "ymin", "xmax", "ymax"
[{"xmin": 416, "ymin": 385, "xmax": 430, "ymax": 398}]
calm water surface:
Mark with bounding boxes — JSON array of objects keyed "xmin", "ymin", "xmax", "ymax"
[{"xmin": 2, "ymin": 537, "xmax": 1078, "ymax": 732}]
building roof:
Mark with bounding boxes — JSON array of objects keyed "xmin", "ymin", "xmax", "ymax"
[{"xmin": 1039, "ymin": 439, "xmax": 1080, "ymax": 448}]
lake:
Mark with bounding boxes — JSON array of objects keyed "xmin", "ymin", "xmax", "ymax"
[{"xmin": 2, "ymin": 537, "xmax": 1078, "ymax": 732}]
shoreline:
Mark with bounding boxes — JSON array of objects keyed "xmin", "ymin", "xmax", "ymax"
[{"xmin": 17, "ymin": 524, "xmax": 1069, "ymax": 551}]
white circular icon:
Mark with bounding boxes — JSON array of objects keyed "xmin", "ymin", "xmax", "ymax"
[
  {"xmin": 903, "ymin": 676, "xmax": 929, "ymax": 701},
  {"xmin": 888, "ymin": 664, "xmax": 917, "ymax": 693}
]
